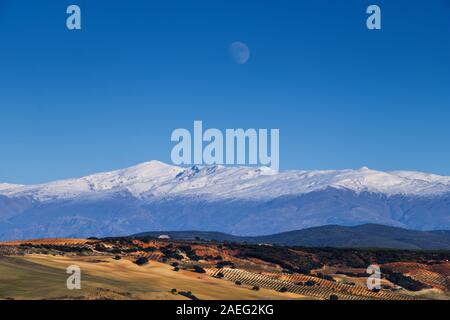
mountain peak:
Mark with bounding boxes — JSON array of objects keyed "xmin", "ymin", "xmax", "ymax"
[{"xmin": 126, "ymin": 160, "xmax": 176, "ymax": 171}]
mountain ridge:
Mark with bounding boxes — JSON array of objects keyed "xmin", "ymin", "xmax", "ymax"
[
  {"xmin": 133, "ymin": 223, "xmax": 450, "ymax": 250},
  {"xmin": 2, "ymin": 160, "xmax": 450, "ymax": 201},
  {"xmin": 1, "ymin": 160, "xmax": 450, "ymax": 240}
]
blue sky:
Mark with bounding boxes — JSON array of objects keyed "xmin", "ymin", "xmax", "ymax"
[{"xmin": 0, "ymin": 0, "xmax": 450, "ymax": 184}]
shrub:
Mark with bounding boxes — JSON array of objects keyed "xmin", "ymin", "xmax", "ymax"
[
  {"xmin": 168, "ymin": 253, "xmax": 184, "ymax": 260},
  {"xmin": 177, "ymin": 245, "xmax": 193, "ymax": 253},
  {"xmin": 109, "ymin": 247, "xmax": 121, "ymax": 254},
  {"xmin": 193, "ymin": 265, "xmax": 206, "ymax": 273},
  {"xmin": 134, "ymin": 257, "xmax": 149, "ymax": 266},
  {"xmin": 216, "ymin": 261, "xmax": 235, "ymax": 268},
  {"xmin": 329, "ymin": 294, "xmax": 339, "ymax": 300},
  {"xmin": 161, "ymin": 247, "xmax": 184, "ymax": 260},
  {"xmin": 94, "ymin": 244, "xmax": 108, "ymax": 252},
  {"xmin": 305, "ymin": 280, "xmax": 317, "ymax": 287},
  {"xmin": 316, "ymin": 272, "xmax": 335, "ymax": 282},
  {"xmin": 188, "ymin": 254, "xmax": 201, "ymax": 261},
  {"xmin": 252, "ymin": 286, "xmax": 260, "ymax": 291}
]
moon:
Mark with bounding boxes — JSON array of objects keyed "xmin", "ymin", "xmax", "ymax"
[{"xmin": 229, "ymin": 42, "xmax": 250, "ymax": 64}]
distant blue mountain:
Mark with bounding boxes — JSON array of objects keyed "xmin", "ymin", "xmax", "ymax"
[{"xmin": 134, "ymin": 224, "xmax": 450, "ymax": 250}]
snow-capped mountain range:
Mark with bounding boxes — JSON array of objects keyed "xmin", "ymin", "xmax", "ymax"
[
  {"xmin": 0, "ymin": 160, "xmax": 449, "ymax": 240},
  {"xmin": 2, "ymin": 160, "xmax": 450, "ymax": 200}
]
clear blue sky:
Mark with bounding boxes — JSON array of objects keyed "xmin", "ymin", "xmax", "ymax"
[{"xmin": 1, "ymin": 0, "xmax": 450, "ymax": 184}]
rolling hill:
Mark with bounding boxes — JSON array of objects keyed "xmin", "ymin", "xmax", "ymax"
[{"xmin": 134, "ymin": 224, "xmax": 450, "ymax": 250}]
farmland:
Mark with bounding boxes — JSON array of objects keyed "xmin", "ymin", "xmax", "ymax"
[{"xmin": 0, "ymin": 237, "xmax": 449, "ymax": 300}]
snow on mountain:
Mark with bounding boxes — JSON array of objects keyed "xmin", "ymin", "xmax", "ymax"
[
  {"xmin": 0, "ymin": 183, "xmax": 23, "ymax": 192},
  {"xmin": 1, "ymin": 161, "xmax": 450, "ymax": 202},
  {"xmin": 1, "ymin": 161, "xmax": 450, "ymax": 240},
  {"xmin": 0, "ymin": 161, "xmax": 183, "ymax": 202}
]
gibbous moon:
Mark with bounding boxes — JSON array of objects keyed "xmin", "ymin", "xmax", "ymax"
[{"xmin": 229, "ymin": 42, "xmax": 250, "ymax": 64}]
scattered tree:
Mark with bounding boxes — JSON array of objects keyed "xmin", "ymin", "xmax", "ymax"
[{"xmin": 134, "ymin": 257, "xmax": 149, "ymax": 266}]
